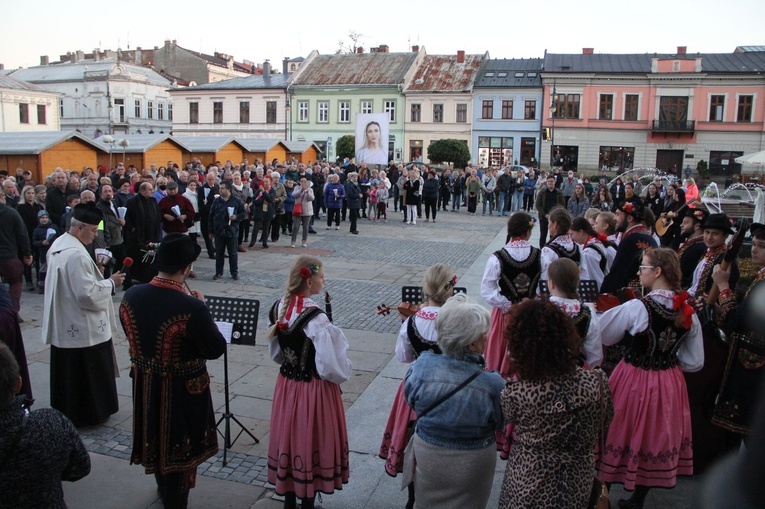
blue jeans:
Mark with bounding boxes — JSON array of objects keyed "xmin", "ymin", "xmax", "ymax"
[
  {"xmin": 452, "ymin": 193, "xmax": 461, "ymax": 210},
  {"xmin": 482, "ymin": 192, "xmax": 494, "ymax": 214},
  {"xmin": 512, "ymin": 190, "xmax": 524, "ymax": 211},
  {"xmin": 497, "ymin": 191, "xmax": 509, "ymax": 215},
  {"xmin": 214, "ymin": 235, "xmax": 238, "ymax": 276}
]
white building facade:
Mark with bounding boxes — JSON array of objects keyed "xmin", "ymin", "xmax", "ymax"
[{"xmin": 0, "ymin": 74, "xmax": 61, "ymax": 132}]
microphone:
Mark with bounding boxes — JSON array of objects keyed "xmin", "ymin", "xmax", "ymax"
[{"xmin": 119, "ymin": 257, "xmax": 134, "ymax": 273}]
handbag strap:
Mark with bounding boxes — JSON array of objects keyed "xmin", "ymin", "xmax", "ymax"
[{"xmin": 417, "ymin": 370, "xmax": 481, "ymax": 420}]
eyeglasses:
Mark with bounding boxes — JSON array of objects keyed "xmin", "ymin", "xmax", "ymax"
[{"xmin": 639, "ymin": 265, "xmax": 657, "ymax": 271}]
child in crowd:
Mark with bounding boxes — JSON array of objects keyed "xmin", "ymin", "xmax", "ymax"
[
  {"xmin": 375, "ymin": 180, "xmax": 389, "ymax": 223},
  {"xmin": 32, "ymin": 210, "xmax": 61, "ymax": 293},
  {"xmin": 368, "ymin": 180, "xmax": 378, "ymax": 221}
]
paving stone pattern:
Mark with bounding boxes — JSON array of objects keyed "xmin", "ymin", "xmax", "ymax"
[{"xmin": 80, "ymin": 426, "xmax": 269, "ymax": 486}]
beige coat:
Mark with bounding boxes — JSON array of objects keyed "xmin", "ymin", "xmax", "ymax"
[{"xmin": 42, "ymin": 233, "xmax": 117, "ymax": 348}]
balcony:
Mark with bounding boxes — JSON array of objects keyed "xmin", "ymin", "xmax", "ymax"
[{"xmin": 652, "ymin": 120, "xmax": 695, "ymax": 133}]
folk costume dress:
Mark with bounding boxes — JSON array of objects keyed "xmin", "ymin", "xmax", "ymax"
[
  {"xmin": 267, "ymin": 296, "xmax": 352, "ymax": 498},
  {"xmin": 539, "ymin": 233, "xmax": 580, "ymax": 290},
  {"xmin": 481, "ymin": 238, "xmax": 541, "ymax": 375},
  {"xmin": 379, "ymin": 306, "xmax": 441, "ymax": 476},
  {"xmin": 549, "ymin": 296, "xmax": 602, "ymax": 368},
  {"xmin": 481, "ymin": 238, "xmax": 541, "ymax": 458},
  {"xmin": 119, "ymin": 276, "xmax": 226, "ymax": 488},
  {"xmin": 598, "ymin": 289, "xmax": 704, "ymax": 489}
]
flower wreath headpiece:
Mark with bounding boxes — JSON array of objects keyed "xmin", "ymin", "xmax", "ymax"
[
  {"xmin": 299, "ymin": 264, "xmax": 320, "ymax": 280},
  {"xmin": 449, "ymin": 275, "xmax": 458, "ymax": 287}
]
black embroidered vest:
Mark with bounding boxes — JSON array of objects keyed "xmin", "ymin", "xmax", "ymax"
[
  {"xmin": 407, "ymin": 316, "xmax": 442, "ymax": 359},
  {"xmin": 623, "ymin": 298, "xmax": 690, "ymax": 371},
  {"xmin": 572, "ymin": 305, "xmax": 592, "ymax": 366},
  {"xmin": 546, "ymin": 238, "xmax": 581, "ymax": 264},
  {"xmin": 269, "ymin": 301, "xmax": 324, "ymax": 382},
  {"xmin": 494, "ymin": 247, "xmax": 541, "ymax": 303}
]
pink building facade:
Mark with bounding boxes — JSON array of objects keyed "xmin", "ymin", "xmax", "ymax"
[{"xmin": 540, "ymin": 47, "xmax": 765, "ymax": 175}]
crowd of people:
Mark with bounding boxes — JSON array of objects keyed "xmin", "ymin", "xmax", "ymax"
[{"xmin": 0, "ymin": 157, "xmax": 763, "ymax": 509}]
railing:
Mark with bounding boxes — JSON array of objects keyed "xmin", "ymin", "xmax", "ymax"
[{"xmin": 652, "ymin": 120, "xmax": 695, "ymax": 132}]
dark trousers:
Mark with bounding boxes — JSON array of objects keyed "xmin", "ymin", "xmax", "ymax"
[
  {"xmin": 341, "ymin": 199, "xmax": 348, "ymax": 221},
  {"xmin": 523, "ymin": 194, "xmax": 534, "ymax": 211},
  {"xmin": 238, "ymin": 219, "xmax": 250, "ymax": 246},
  {"xmin": 214, "ymin": 235, "xmax": 238, "ymax": 276},
  {"xmin": 349, "ymin": 208, "xmax": 359, "ymax": 233},
  {"xmin": 438, "ymin": 191, "xmax": 449, "ymax": 210},
  {"xmin": 251, "ymin": 219, "xmax": 272, "ymax": 247},
  {"xmin": 154, "ymin": 472, "xmax": 190, "ymax": 509},
  {"xmin": 0, "ymin": 257, "xmax": 24, "ymax": 313},
  {"xmin": 270, "ymin": 214, "xmax": 282, "ymax": 241},
  {"xmin": 538, "ymin": 217, "xmax": 549, "ymax": 248},
  {"xmin": 376, "ymin": 202, "xmax": 387, "ymax": 220},
  {"xmin": 416, "ymin": 197, "xmax": 422, "ymax": 218},
  {"xmin": 314, "ymin": 194, "xmax": 323, "ymax": 217},
  {"xmin": 361, "ymin": 194, "xmax": 368, "ymax": 217},
  {"xmin": 200, "ymin": 214, "xmax": 215, "ymax": 257},
  {"xmin": 327, "ymin": 208, "xmax": 341, "ymax": 227},
  {"xmin": 424, "ymin": 197, "xmax": 437, "ymax": 220}
]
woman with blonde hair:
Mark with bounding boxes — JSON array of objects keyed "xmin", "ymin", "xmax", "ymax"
[
  {"xmin": 403, "ymin": 168, "xmax": 420, "ymax": 225},
  {"xmin": 598, "ymin": 248, "xmax": 703, "ymax": 508},
  {"xmin": 379, "ymin": 263, "xmax": 456, "ymax": 508},
  {"xmin": 267, "ymin": 256, "xmax": 352, "ymax": 509}
]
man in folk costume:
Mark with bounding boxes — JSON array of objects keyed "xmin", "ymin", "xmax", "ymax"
[
  {"xmin": 42, "ymin": 203, "xmax": 125, "ymax": 427},
  {"xmin": 120, "ymin": 233, "xmax": 226, "ymax": 508},
  {"xmin": 684, "ymin": 212, "xmax": 741, "ymax": 473},
  {"xmin": 677, "ymin": 208, "xmax": 708, "ymax": 289},
  {"xmin": 710, "ymin": 223, "xmax": 765, "ymax": 438},
  {"xmin": 600, "ymin": 200, "xmax": 657, "ymax": 294}
]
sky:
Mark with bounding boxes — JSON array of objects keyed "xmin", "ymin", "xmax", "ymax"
[{"xmin": 2, "ymin": 0, "xmax": 764, "ymax": 70}]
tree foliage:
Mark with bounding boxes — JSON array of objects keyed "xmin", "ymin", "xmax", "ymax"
[
  {"xmin": 336, "ymin": 31, "xmax": 365, "ymax": 54},
  {"xmin": 427, "ymin": 139, "xmax": 471, "ymax": 167},
  {"xmin": 336, "ymin": 135, "xmax": 356, "ymax": 160}
]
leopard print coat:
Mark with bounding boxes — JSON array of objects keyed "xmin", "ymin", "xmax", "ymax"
[{"xmin": 498, "ymin": 367, "xmax": 613, "ymax": 509}]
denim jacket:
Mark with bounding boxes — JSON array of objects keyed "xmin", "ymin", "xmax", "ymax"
[{"xmin": 404, "ymin": 352, "xmax": 505, "ymax": 450}]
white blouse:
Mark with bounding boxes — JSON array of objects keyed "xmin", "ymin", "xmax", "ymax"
[
  {"xmin": 550, "ymin": 296, "xmax": 603, "ymax": 367},
  {"xmin": 268, "ymin": 297, "xmax": 352, "ymax": 384},
  {"xmin": 395, "ymin": 306, "xmax": 440, "ymax": 363},
  {"xmin": 578, "ymin": 240, "xmax": 607, "ymax": 290},
  {"xmin": 481, "ymin": 240, "xmax": 533, "ymax": 313},
  {"xmin": 599, "ymin": 289, "xmax": 704, "ymax": 372},
  {"xmin": 540, "ymin": 234, "xmax": 578, "ymax": 287}
]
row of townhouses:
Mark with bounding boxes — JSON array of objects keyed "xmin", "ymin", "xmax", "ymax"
[{"xmin": 2, "ymin": 44, "xmax": 764, "ymax": 174}]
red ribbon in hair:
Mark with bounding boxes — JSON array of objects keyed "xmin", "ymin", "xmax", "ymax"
[
  {"xmin": 673, "ymin": 291, "xmax": 694, "ymax": 329},
  {"xmin": 277, "ymin": 294, "xmax": 305, "ymax": 330}
]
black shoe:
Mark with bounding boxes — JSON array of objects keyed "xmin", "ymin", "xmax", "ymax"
[
  {"xmin": 207, "ymin": 253, "xmax": 215, "ymax": 259},
  {"xmin": 213, "ymin": 274, "xmax": 222, "ymax": 280},
  {"xmin": 308, "ymin": 229, "xmax": 317, "ymax": 234},
  {"xmin": 262, "ymin": 244, "xmax": 269, "ymax": 249},
  {"xmin": 351, "ymin": 231, "xmax": 359, "ymax": 235},
  {"xmin": 232, "ymin": 274, "xmax": 239, "ymax": 281}
]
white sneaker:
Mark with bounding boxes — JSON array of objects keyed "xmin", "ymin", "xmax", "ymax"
[
  {"xmin": 412, "ymin": 220, "xmax": 416, "ymax": 225},
  {"xmin": 334, "ymin": 226, "xmax": 340, "ymax": 230}
]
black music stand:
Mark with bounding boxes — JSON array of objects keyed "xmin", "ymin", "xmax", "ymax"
[
  {"xmin": 401, "ymin": 286, "xmax": 467, "ymax": 304},
  {"xmin": 206, "ymin": 296, "xmax": 260, "ymax": 466},
  {"xmin": 537, "ymin": 280, "xmax": 599, "ymax": 302}
]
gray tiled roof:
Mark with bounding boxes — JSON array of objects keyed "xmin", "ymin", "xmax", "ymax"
[
  {"xmin": 178, "ymin": 73, "xmax": 290, "ymax": 91},
  {"xmin": 9, "ymin": 59, "xmax": 173, "ymax": 86},
  {"xmin": 90, "ymin": 134, "xmax": 188, "ymax": 153},
  {"xmin": 172, "ymin": 136, "xmax": 240, "ymax": 152},
  {"xmin": 544, "ymin": 52, "xmax": 765, "ymax": 74},
  {"xmin": 237, "ymin": 139, "xmax": 286, "ymax": 152},
  {"xmin": 0, "ymin": 74, "xmax": 50, "ymax": 92},
  {"xmin": 0, "ymin": 131, "xmax": 103, "ymax": 155},
  {"xmin": 292, "ymin": 52, "xmax": 417, "ymax": 86},
  {"xmin": 282, "ymin": 141, "xmax": 321, "ymax": 153},
  {"xmin": 474, "ymin": 58, "xmax": 543, "ymax": 88}
]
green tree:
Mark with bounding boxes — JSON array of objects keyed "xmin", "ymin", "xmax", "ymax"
[
  {"xmin": 336, "ymin": 135, "xmax": 356, "ymax": 160},
  {"xmin": 427, "ymin": 139, "xmax": 471, "ymax": 168}
]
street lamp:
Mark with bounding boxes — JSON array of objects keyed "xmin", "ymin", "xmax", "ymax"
[
  {"xmin": 102, "ymin": 135, "xmax": 116, "ymax": 170},
  {"xmin": 118, "ymin": 138, "xmax": 129, "ymax": 165},
  {"xmin": 549, "ymin": 81, "xmax": 557, "ymax": 168}
]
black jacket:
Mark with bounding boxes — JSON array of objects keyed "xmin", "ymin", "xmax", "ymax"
[{"xmin": 422, "ymin": 178, "xmax": 439, "ymax": 200}]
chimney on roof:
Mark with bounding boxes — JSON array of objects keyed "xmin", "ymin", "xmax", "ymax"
[
  {"xmin": 263, "ymin": 60, "xmax": 271, "ymax": 77},
  {"xmin": 154, "ymin": 46, "xmax": 159, "ymax": 50},
  {"xmin": 93, "ymin": 50, "xmax": 100, "ymax": 62},
  {"xmin": 677, "ymin": 46, "xmax": 687, "ymax": 55},
  {"xmin": 0, "ymin": 64, "xmax": 4, "ymax": 70},
  {"xmin": 172, "ymin": 40, "xmax": 177, "ymax": 45},
  {"xmin": 75, "ymin": 50, "xmax": 85, "ymax": 62},
  {"xmin": 356, "ymin": 47, "xmax": 364, "ymax": 53},
  {"xmin": 583, "ymin": 48, "xmax": 594, "ymax": 55},
  {"xmin": 379, "ymin": 44, "xmax": 389, "ymax": 53},
  {"xmin": 165, "ymin": 39, "xmax": 171, "ymax": 47},
  {"xmin": 412, "ymin": 45, "xmax": 420, "ymax": 52},
  {"xmin": 457, "ymin": 50, "xmax": 465, "ymax": 63},
  {"xmin": 40, "ymin": 55, "xmax": 49, "ymax": 66},
  {"xmin": 283, "ymin": 57, "xmax": 290, "ymax": 75}
]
